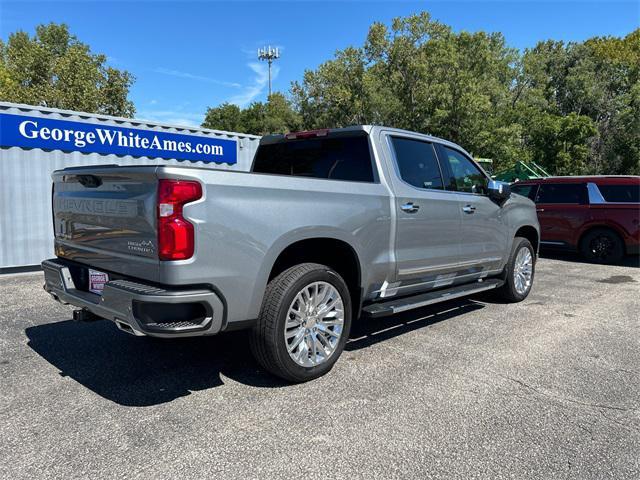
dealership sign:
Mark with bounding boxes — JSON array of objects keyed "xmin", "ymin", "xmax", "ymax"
[{"xmin": 0, "ymin": 113, "xmax": 237, "ymax": 164}]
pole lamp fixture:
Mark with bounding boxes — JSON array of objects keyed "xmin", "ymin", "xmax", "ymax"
[{"xmin": 257, "ymin": 46, "xmax": 280, "ymax": 98}]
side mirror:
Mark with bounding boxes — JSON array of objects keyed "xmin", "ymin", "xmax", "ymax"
[{"xmin": 488, "ymin": 180, "xmax": 511, "ymax": 202}]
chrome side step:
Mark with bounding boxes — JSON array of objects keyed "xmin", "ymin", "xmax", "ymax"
[{"xmin": 362, "ymin": 279, "xmax": 503, "ymax": 318}]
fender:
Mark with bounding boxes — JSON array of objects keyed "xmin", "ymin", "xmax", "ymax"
[{"xmin": 244, "ymin": 226, "xmax": 365, "ymax": 320}]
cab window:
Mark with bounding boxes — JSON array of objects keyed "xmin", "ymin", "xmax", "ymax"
[
  {"xmin": 390, "ymin": 137, "xmax": 444, "ymax": 190},
  {"xmin": 441, "ymin": 147, "xmax": 488, "ymax": 194}
]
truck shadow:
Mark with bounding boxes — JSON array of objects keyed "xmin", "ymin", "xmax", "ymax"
[
  {"xmin": 347, "ymin": 299, "xmax": 484, "ymax": 351},
  {"xmin": 539, "ymin": 250, "xmax": 639, "ymax": 268},
  {"xmin": 24, "ymin": 298, "xmax": 484, "ymax": 407},
  {"xmin": 25, "ymin": 320, "xmax": 284, "ymax": 406}
]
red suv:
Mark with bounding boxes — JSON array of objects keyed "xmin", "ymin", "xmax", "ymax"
[{"xmin": 511, "ymin": 176, "xmax": 640, "ymax": 263}]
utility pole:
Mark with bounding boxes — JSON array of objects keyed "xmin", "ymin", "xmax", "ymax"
[{"xmin": 257, "ymin": 46, "xmax": 280, "ymax": 98}]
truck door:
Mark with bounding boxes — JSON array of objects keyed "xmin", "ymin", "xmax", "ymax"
[
  {"xmin": 383, "ymin": 134, "xmax": 463, "ymax": 294},
  {"xmin": 436, "ymin": 145, "xmax": 509, "ymax": 275}
]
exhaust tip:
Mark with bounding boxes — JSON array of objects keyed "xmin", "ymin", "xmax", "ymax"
[{"xmin": 115, "ymin": 320, "xmax": 137, "ymax": 336}]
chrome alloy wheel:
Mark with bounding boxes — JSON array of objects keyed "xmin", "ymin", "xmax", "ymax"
[
  {"xmin": 513, "ymin": 247, "xmax": 533, "ymax": 295},
  {"xmin": 284, "ymin": 281, "xmax": 345, "ymax": 367}
]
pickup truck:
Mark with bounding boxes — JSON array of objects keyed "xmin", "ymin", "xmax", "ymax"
[{"xmin": 42, "ymin": 126, "xmax": 540, "ymax": 382}]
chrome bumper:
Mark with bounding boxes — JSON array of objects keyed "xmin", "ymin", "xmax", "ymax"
[{"xmin": 42, "ymin": 258, "xmax": 225, "ymax": 338}]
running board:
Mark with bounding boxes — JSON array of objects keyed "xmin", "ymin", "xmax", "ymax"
[{"xmin": 362, "ymin": 279, "xmax": 503, "ymax": 318}]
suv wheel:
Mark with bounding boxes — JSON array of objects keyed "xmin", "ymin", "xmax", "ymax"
[
  {"xmin": 249, "ymin": 263, "xmax": 352, "ymax": 382},
  {"xmin": 580, "ymin": 228, "xmax": 624, "ymax": 264},
  {"xmin": 496, "ymin": 237, "xmax": 535, "ymax": 302}
]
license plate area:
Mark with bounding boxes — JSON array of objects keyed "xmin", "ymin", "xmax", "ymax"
[
  {"xmin": 88, "ymin": 269, "xmax": 109, "ymax": 295},
  {"xmin": 56, "ymin": 260, "xmax": 125, "ymax": 294}
]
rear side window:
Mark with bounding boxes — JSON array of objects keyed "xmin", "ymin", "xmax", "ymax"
[
  {"xmin": 252, "ymin": 134, "xmax": 374, "ymax": 182},
  {"xmin": 536, "ymin": 183, "xmax": 587, "ymax": 204},
  {"xmin": 390, "ymin": 137, "xmax": 443, "ymax": 190},
  {"xmin": 511, "ymin": 183, "xmax": 538, "ymax": 200},
  {"xmin": 598, "ymin": 184, "xmax": 640, "ymax": 203}
]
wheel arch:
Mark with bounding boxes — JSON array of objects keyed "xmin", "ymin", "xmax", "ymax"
[
  {"xmin": 577, "ymin": 223, "xmax": 626, "ymax": 251},
  {"xmin": 268, "ymin": 237, "xmax": 362, "ymax": 316},
  {"xmin": 250, "ymin": 231, "xmax": 364, "ymax": 320},
  {"xmin": 514, "ymin": 225, "xmax": 540, "ymax": 254}
]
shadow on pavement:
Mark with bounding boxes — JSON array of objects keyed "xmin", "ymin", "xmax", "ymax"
[
  {"xmin": 347, "ymin": 298, "xmax": 484, "ymax": 351},
  {"xmin": 539, "ymin": 250, "xmax": 639, "ymax": 268},
  {"xmin": 25, "ymin": 298, "xmax": 486, "ymax": 407},
  {"xmin": 25, "ymin": 320, "xmax": 288, "ymax": 407}
]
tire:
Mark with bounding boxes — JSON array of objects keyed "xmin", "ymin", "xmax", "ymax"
[
  {"xmin": 580, "ymin": 228, "xmax": 624, "ymax": 264},
  {"xmin": 495, "ymin": 237, "xmax": 536, "ymax": 303},
  {"xmin": 249, "ymin": 263, "xmax": 352, "ymax": 383}
]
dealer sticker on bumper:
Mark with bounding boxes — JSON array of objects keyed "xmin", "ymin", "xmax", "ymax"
[{"xmin": 88, "ymin": 269, "xmax": 109, "ymax": 294}]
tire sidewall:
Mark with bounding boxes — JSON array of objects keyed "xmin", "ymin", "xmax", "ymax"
[
  {"xmin": 272, "ymin": 266, "xmax": 352, "ymax": 381},
  {"xmin": 504, "ymin": 238, "xmax": 535, "ymax": 301}
]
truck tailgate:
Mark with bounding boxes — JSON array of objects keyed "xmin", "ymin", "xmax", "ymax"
[{"xmin": 52, "ymin": 166, "xmax": 161, "ymax": 281}]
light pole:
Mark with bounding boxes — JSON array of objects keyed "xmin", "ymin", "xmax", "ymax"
[{"xmin": 258, "ymin": 46, "xmax": 280, "ymax": 98}]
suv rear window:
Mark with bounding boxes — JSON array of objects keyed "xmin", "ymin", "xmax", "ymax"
[
  {"xmin": 536, "ymin": 183, "xmax": 587, "ymax": 204},
  {"xmin": 597, "ymin": 184, "xmax": 640, "ymax": 203},
  {"xmin": 252, "ymin": 134, "xmax": 374, "ymax": 182}
]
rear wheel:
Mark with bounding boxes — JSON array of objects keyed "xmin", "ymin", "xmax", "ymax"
[
  {"xmin": 580, "ymin": 228, "xmax": 624, "ymax": 264},
  {"xmin": 495, "ymin": 237, "xmax": 535, "ymax": 302},
  {"xmin": 249, "ymin": 263, "xmax": 352, "ymax": 382}
]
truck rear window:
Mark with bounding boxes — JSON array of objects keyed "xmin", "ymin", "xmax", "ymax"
[
  {"xmin": 252, "ymin": 134, "xmax": 374, "ymax": 182},
  {"xmin": 598, "ymin": 184, "xmax": 640, "ymax": 203}
]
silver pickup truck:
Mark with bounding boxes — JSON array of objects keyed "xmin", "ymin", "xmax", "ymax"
[{"xmin": 43, "ymin": 126, "xmax": 539, "ymax": 382}]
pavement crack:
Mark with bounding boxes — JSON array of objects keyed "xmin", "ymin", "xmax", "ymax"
[
  {"xmin": 497, "ymin": 373, "xmax": 639, "ymax": 413},
  {"xmin": 598, "ymin": 410, "xmax": 640, "ymax": 434}
]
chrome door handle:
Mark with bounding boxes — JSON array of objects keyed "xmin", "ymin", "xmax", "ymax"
[
  {"xmin": 462, "ymin": 205, "xmax": 476, "ymax": 214},
  {"xmin": 536, "ymin": 208, "xmax": 545, "ymax": 213},
  {"xmin": 401, "ymin": 202, "xmax": 420, "ymax": 213}
]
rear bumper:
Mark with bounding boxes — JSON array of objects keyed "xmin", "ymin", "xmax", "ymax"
[{"xmin": 42, "ymin": 258, "xmax": 225, "ymax": 338}]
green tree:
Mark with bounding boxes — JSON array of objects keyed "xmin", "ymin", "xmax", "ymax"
[
  {"xmin": 290, "ymin": 14, "xmax": 639, "ymax": 175},
  {"xmin": 292, "ymin": 12, "xmax": 520, "ymax": 169},
  {"xmin": 249, "ymin": 92, "xmax": 301, "ymax": 134},
  {"xmin": 202, "ymin": 102, "xmax": 244, "ymax": 132},
  {"xmin": 291, "ymin": 47, "xmax": 375, "ymax": 128},
  {"xmin": 525, "ymin": 112, "xmax": 597, "ymax": 175},
  {"xmin": 515, "ymin": 30, "xmax": 639, "ymax": 174},
  {"xmin": 201, "ymin": 93, "xmax": 300, "ymax": 135},
  {"xmin": 0, "ymin": 23, "xmax": 135, "ymax": 117},
  {"xmin": 200, "ymin": 13, "xmax": 639, "ymax": 176}
]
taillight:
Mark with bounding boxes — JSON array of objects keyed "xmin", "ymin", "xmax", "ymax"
[{"xmin": 157, "ymin": 179, "xmax": 202, "ymax": 260}]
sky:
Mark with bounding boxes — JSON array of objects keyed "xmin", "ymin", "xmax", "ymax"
[{"xmin": 1, "ymin": 0, "xmax": 638, "ymax": 127}]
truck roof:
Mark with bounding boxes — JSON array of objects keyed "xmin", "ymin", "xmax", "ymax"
[{"xmin": 260, "ymin": 125, "xmax": 473, "ymax": 158}]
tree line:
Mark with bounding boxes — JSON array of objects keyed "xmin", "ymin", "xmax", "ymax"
[
  {"xmin": 2, "ymin": 17, "xmax": 638, "ymax": 175},
  {"xmin": 1, "ymin": 23, "xmax": 135, "ymax": 117}
]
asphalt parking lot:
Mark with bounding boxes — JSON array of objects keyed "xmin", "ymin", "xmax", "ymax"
[{"xmin": 1, "ymin": 255, "xmax": 638, "ymax": 479}]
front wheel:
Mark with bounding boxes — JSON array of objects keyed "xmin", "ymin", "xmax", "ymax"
[
  {"xmin": 495, "ymin": 237, "xmax": 535, "ymax": 303},
  {"xmin": 249, "ymin": 263, "xmax": 352, "ymax": 382}
]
